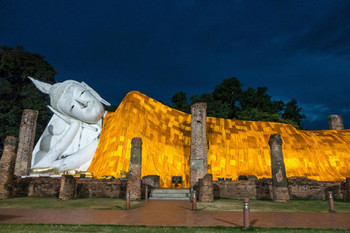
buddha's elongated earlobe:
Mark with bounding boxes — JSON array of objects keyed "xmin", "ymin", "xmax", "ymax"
[
  {"xmin": 28, "ymin": 76, "xmax": 52, "ymax": 94},
  {"xmin": 81, "ymin": 81, "xmax": 111, "ymax": 106}
]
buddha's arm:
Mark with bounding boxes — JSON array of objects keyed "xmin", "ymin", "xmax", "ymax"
[
  {"xmin": 45, "ymin": 137, "xmax": 99, "ymax": 172},
  {"xmin": 32, "ymin": 115, "xmax": 80, "ymax": 168}
]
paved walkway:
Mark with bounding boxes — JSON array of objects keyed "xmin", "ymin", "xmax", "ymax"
[{"xmin": 1, "ymin": 200, "xmax": 350, "ymax": 229}]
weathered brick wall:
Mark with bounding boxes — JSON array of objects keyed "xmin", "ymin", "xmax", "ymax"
[
  {"xmin": 213, "ymin": 177, "xmax": 347, "ymax": 200},
  {"xmin": 288, "ymin": 177, "xmax": 345, "ymax": 200},
  {"xmin": 12, "ymin": 177, "xmax": 127, "ymax": 198},
  {"xmin": 28, "ymin": 177, "xmax": 61, "ymax": 197},
  {"xmin": 10, "ymin": 176, "xmax": 348, "ymax": 201},
  {"xmin": 198, "ymin": 174, "xmax": 214, "ymax": 202},
  {"xmin": 12, "ymin": 177, "xmax": 32, "ymax": 197},
  {"xmin": 141, "ymin": 175, "xmax": 160, "ymax": 199},
  {"xmin": 59, "ymin": 175, "xmax": 76, "ymax": 200},
  {"xmin": 256, "ymin": 178, "xmax": 273, "ymax": 200},
  {"xmin": 12, "ymin": 177, "xmax": 62, "ymax": 197},
  {"xmin": 76, "ymin": 179, "xmax": 127, "ymax": 198},
  {"xmin": 213, "ymin": 180, "xmax": 257, "ymax": 199}
]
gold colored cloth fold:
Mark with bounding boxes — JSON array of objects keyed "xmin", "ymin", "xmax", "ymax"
[{"xmin": 88, "ymin": 91, "xmax": 350, "ymax": 188}]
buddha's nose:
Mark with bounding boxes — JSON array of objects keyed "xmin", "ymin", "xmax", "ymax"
[{"xmin": 75, "ymin": 99, "xmax": 88, "ymax": 109}]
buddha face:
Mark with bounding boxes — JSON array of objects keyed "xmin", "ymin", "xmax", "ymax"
[{"xmin": 56, "ymin": 84, "xmax": 104, "ymax": 123}]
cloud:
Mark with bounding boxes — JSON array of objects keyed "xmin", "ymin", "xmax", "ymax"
[
  {"xmin": 341, "ymin": 108, "xmax": 350, "ymax": 113},
  {"xmin": 302, "ymin": 104, "xmax": 330, "ymax": 122},
  {"xmin": 288, "ymin": 3, "xmax": 350, "ymax": 58}
]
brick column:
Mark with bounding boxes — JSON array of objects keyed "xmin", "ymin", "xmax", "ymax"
[
  {"xmin": 14, "ymin": 109, "xmax": 38, "ymax": 176},
  {"xmin": 0, "ymin": 136, "xmax": 18, "ymax": 199},
  {"xmin": 59, "ymin": 175, "xmax": 76, "ymax": 200},
  {"xmin": 198, "ymin": 174, "xmax": 214, "ymax": 202},
  {"xmin": 127, "ymin": 137, "xmax": 142, "ymax": 200},
  {"xmin": 346, "ymin": 178, "xmax": 350, "ymax": 202},
  {"xmin": 328, "ymin": 115, "xmax": 344, "ymax": 130},
  {"xmin": 190, "ymin": 103, "xmax": 208, "ymax": 187},
  {"xmin": 268, "ymin": 134, "xmax": 290, "ymax": 202}
]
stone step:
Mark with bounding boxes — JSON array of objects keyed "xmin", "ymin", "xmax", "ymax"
[
  {"xmin": 151, "ymin": 189, "xmax": 190, "ymax": 194},
  {"xmin": 149, "ymin": 188, "xmax": 190, "ymax": 200},
  {"xmin": 150, "ymin": 193, "xmax": 190, "ymax": 198},
  {"xmin": 149, "ymin": 197, "xmax": 190, "ymax": 200}
]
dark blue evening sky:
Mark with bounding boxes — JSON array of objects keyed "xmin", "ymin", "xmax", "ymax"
[{"xmin": 1, "ymin": 0, "xmax": 349, "ymax": 130}]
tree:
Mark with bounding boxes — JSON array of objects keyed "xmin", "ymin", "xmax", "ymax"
[
  {"xmin": 170, "ymin": 77, "xmax": 307, "ymax": 129},
  {"xmin": 0, "ymin": 46, "xmax": 57, "ymax": 157},
  {"xmin": 171, "ymin": 91, "xmax": 190, "ymax": 113},
  {"xmin": 190, "ymin": 93, "xmax": 231, "ymax": 118},
  {"xmin": 212, "ymin": 77, "xmax": 242, "ymax": 118},
  {"xmin": 171, "ymin": 77, "xmax": 242, "ymax": 118},
  {"xmin": 237, "ymin": 86, "xmax": 284, "ymax": 122},
  {"xmin": 282, "ymin": 99, "xmax": 306, "ymax": 129}
]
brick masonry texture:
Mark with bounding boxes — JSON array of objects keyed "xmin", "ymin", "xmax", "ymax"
[
  {"xmin": 76, "ymin": 179, "xmax": 127, "ymax": 198},
  {"xmin": 198, "ymin": 174, "xmax": 214, "ymax": 202},
  {"xmin": 328, "ymin": 115, "xmax": 344, "ymax": 130},
  {"xmin": 14, "ymin": 109, "xmax": 38, "ymax": 176},
  {"xmin": 27, "ymin": 177, "xmax": 61, "ymax": 197},
  {"xmin": 59, "ymin": 175, "xmax": 76, "ymax": 200},
  {"xmin": 141, "ymin": 175, "xmax": 160, "ymax": 188},
  {"xmin": 212, "ymin": 177, "xmax": 347, "ymax": 201},
  {"xmin": 12, "ymin": 177, "xmax": 127, "ymax": 198},
  {"xmin": 0, "ymin": 136, "xmax": 18, "ymax": 199},
  {"xmin": 347, "ymin": 178, "xmax": 350, "ymax": 202},
  {"xmin": 10, "ymin": 176, "xmax": 349, "ymax": 201},
  {"xmin": 127, "ymin": 137, "xmax": 142, "ymax": 200},
  {"xmin": 190, "ymin": 102, "xmax": 208, "ymax": 187},
  {"xmin": 269, "ymin": 134, "xmax": 290, "ymax": 202}
]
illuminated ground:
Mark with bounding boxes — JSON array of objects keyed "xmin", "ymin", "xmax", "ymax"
[{"xmin": 88, "ymin": 91, "xmax": 350, "ymax": 188}]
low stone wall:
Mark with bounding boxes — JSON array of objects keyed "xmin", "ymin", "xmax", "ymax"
[
  {"xmin": 213, "ymin": 180, "xmax": 258, "ymax": 200},
  {"xmin": 12, "ymin": 177, "xmax": 61, "ymax": 197},
  {"xmin": 76, "ymin": 179, "xmax": 127, "ymax": 198},
  {"xmin": 213, "ymin": 177, "xmax": 347, "ymax": 200},
  {"xmin": 288, "ymin": 177, "xmax": 345, "ymax": 200},
  {"xmin": 11, "ymin": 176, "xmax": 349, "ymax": 201},
  {"xmin": 12, "ymin": 177, "xmax": 127, "ymax": 198}
]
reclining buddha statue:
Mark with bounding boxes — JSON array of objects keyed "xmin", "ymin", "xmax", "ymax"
[
  {"xmin": 28, "ymin": 77, "xmax": 110, "ymax": 173},
  {"xmin": 28, "ymin": 77, "xmax": 350, "ymax": 186}
]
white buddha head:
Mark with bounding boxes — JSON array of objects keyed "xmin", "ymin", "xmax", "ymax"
[{"xmin": 29, "ymin": 77, "xmax": 110, "ymax": 124}]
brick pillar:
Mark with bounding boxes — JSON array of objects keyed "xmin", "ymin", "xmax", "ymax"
[
  {"xmin": 127, "ymin": 137, "xmax": 142, "ymax": 200},
  {"xmin": 268, "ymin": 134, "xmax": 290, "ymax": 202},
  {"xmin": 328, "ymin": 115, "xmax": 344, "ymax": 130},
  {"xmin": 14, "ymin": 109, "xmax": 38, "ymax": 176},
  {"xmin": 0, "ymin": 136, "xmax": 18, "ymax": 199},
  {"xmin": 346, "ymin": 178, "xmax": 350, "ymax": 202},
  {"xmin": 198, "ymin": 174, "xmax": 214, "ymax": 202},
  {"xmin": 190, "ymin": 103, "xmax": 208, "ymax": 187},
  {"xmin": 59, "ymin": 175, "xmax": 76, "ymax": 200}
]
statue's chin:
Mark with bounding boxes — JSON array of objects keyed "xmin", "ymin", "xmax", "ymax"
[{"xmin": 30, "ymin": 167, "xmax": 58, "ymax": 174}]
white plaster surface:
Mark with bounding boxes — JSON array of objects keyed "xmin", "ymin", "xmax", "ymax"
[{"xmin": 28, "ymin": 77, "xmax": 110, "ymax": 174}]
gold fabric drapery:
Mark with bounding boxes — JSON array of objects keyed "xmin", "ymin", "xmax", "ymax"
[{"xmin": 88, "ymin": 91, "xmax": 350, "ymax": 188}]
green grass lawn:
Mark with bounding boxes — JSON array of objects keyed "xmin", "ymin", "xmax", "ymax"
[
  {"xmin": 0, "ymin": 197, "xmax": 142, "ymax": 210},
  {"xmin": 197, "ymin": 199, "xmax": 350, "ymax": 213},
  {"xmin": 1, "ymin": 197, "xmax": 350, "ymax": 213},
  {"xmin": 0, "ymin": 224, "xmax": 349, "ymax": 233}
]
